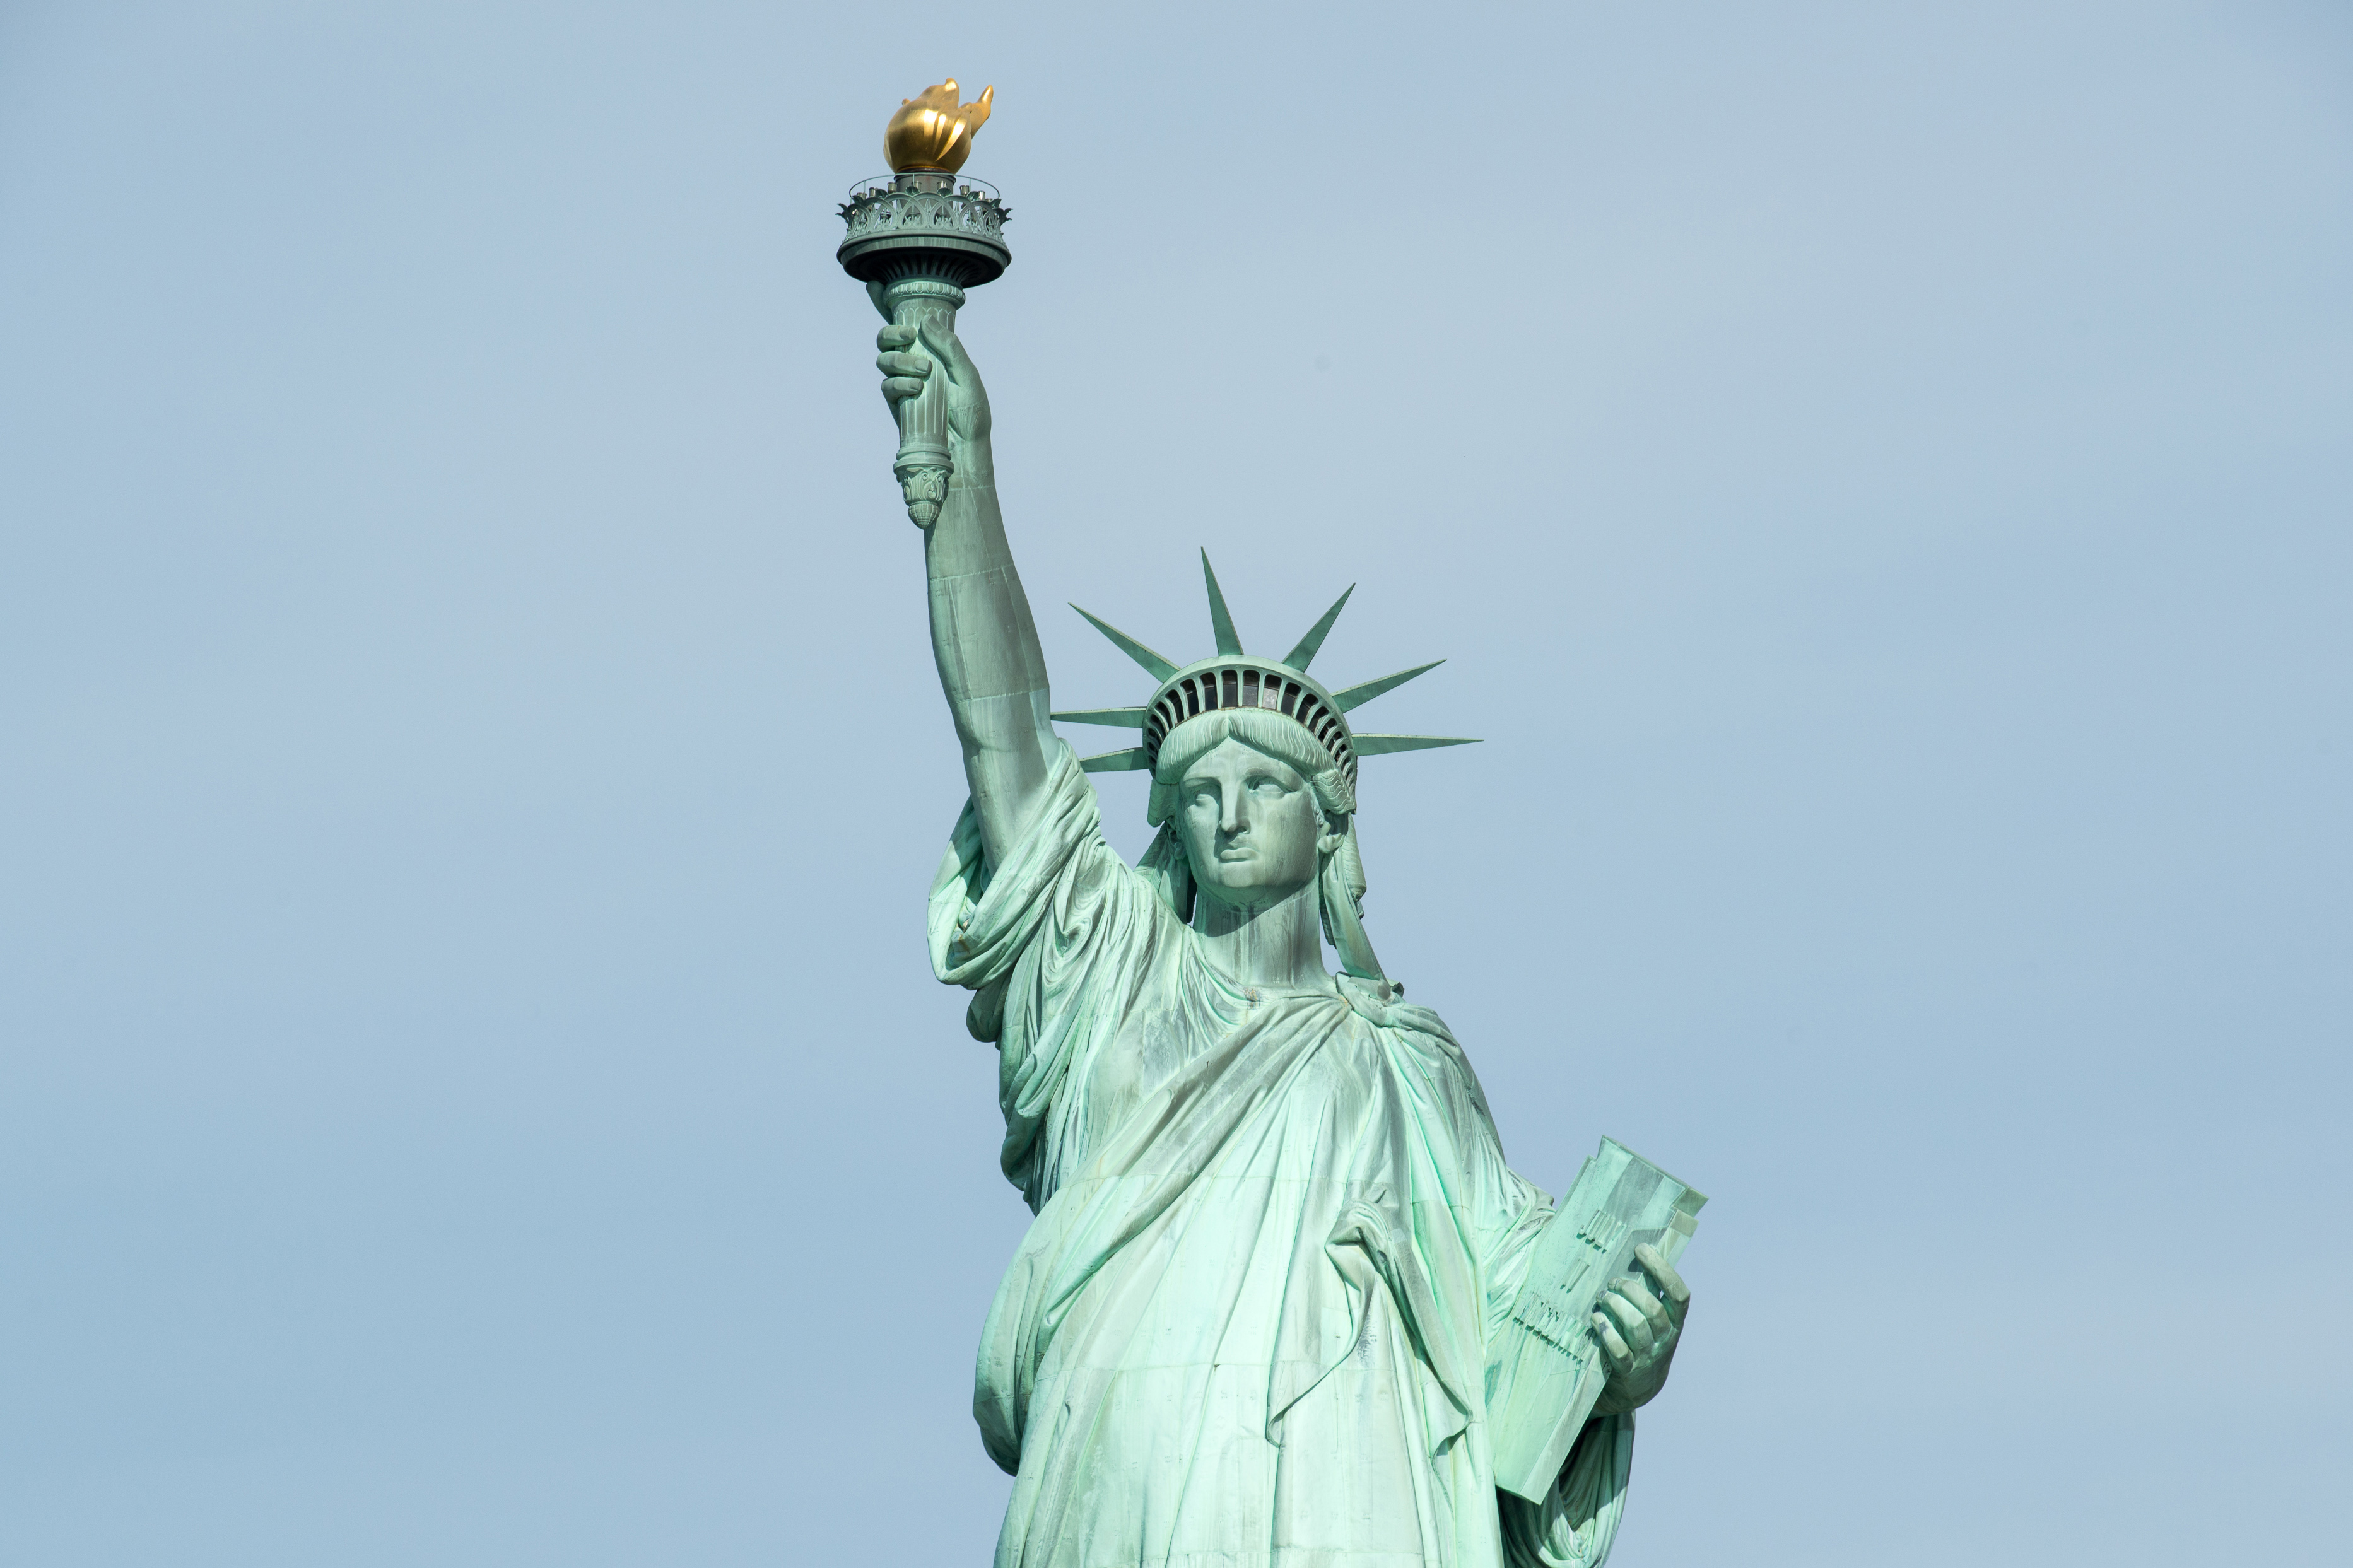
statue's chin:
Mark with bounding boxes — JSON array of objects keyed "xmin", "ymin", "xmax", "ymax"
[{"xmin": 1193, "ymin": 872, "xmax": 1314, "ymax": 913}]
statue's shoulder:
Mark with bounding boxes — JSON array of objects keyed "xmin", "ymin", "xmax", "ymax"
[
  {"xmin": 1335, "ymin": 973, "xmax": 1505, "ymax": 1125},
  {"xmin": 1336, "ymin": 973, "xmax": 1458, "ymax": 1043}
]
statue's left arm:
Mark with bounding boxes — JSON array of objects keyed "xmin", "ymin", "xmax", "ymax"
[{"xmin": 874, "ymin": 300, "xmax": 1059, "ymax": 867}]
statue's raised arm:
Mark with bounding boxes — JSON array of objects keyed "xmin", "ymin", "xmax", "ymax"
[{"xmin": 872, "ymin": 293, "xmax": 1057, "ymax": 867}]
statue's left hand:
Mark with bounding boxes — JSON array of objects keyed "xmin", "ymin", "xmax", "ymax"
[{"xmin": 1590, "ymin": 1241, "xmax": 1691, "ymax": 1414}]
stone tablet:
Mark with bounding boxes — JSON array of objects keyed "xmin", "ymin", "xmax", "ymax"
[{"xmin": 1487, "ymin": 1138, "xmax": 1708, "ymax": 1502}]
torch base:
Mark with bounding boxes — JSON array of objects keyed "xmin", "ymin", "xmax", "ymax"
[{"xmin": 838, "ymin": 170, "xmax": 1011, "ymax": 289}]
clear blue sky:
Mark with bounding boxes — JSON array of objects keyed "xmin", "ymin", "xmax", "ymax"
[{"xmin": 2, "ymin": 3, "xmax": 2346, "ymax": 1564}]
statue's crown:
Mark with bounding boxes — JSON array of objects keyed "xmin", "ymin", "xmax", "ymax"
[{"xmin": 1055, "ymin": 551, "xmax": 1479, "ymax": 793}]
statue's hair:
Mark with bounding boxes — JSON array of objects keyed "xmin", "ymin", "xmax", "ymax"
[{"xmin": 1133, "ymin": 707, "xmax": 1384, "ymax": 979}]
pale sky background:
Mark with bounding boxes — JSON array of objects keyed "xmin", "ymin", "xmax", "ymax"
[{"xmin": 2, "ymin": 2, "xmax": 2347, "ymax": 1564}]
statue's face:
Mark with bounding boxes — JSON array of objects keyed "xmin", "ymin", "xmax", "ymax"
[{"xmin": 1175, "ymin": 738, "xmax": 1323, "ymax": 911}]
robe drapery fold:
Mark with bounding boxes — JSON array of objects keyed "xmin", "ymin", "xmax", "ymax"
[{"xmin": 932, "ymin": 744, "xmax": 1634, "ymax": 1568}]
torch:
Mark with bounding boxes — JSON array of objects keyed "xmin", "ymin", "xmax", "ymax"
[{"xmin": 836, "ymin": 80, "xmax": 1011, "ymax": 527}]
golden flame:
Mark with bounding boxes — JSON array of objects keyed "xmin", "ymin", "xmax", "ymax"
[{"xmin": 884, "ymin": 79, "xmax": 994, "ymax": 174}]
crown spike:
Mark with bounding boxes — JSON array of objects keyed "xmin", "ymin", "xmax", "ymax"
[
  {"xmin": 1201, "ymin": 550, "xmax": 1243, "ymax": 657},
  {"xmin": 1078, "ymin": 746, "xmax": 1151, "ymax": 773},
  {"xmin": 1071, "ymin": 605, "xmax": 1178, "ymax": 682},
  {"xmin": 1052, "ymin": 706, "xmax": 1147, "ymax": 728},
  {"xmin": 1331, "ymin": 660, "xmax": 1445, "ymax": 713},
  {"xmin": 1281, "ymin": 585, "xmax": 1354, "ymax": 671},
  {"xmin": 1350, "ymin": 734, "xmax": 1482, "ymax": 756}
]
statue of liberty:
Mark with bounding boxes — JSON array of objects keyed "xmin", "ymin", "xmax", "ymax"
[{"xmin": 854, "ymin": 88, "xmax": 1694, "ymax": 1568}]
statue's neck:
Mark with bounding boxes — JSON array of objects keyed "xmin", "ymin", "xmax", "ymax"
[{"xmin": 1190, "ymin": 880, "xmax": 1328, "ymax": 992}]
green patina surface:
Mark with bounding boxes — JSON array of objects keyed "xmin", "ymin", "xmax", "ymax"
[{"xmin": 845, "ymin": 178, "xmax": 1699, "ymax": 1568}]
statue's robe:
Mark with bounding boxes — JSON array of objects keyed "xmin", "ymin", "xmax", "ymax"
[{"xmin": 932, "ymin": 745, "xmax": 1633, "ymax": 1568}]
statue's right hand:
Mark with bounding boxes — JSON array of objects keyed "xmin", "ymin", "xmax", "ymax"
[
  {"xmin": 876, "ymin": 324, "xmax": 932, "ymax": 413},
  {"xmin": 876, "ymin": 320, "xmax": 992, "ymax": 443}
]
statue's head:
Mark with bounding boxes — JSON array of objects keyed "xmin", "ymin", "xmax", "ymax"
[
  {"xmin": 1158, "ymin": 714, "xmax": 1341, "ymax": 913},
  {"xmin": 1056, "ymin": 553, "xmax": 1481, "ymax": 978}
]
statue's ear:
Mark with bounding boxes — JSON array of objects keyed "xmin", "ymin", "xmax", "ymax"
[
  {"xmin": 1311, "ymin": 766, "xmax": 1357, "ymax": 819},
  {"xmin": 1313, "ymin": 801, "xmax": 1350, "ymax": 859}
]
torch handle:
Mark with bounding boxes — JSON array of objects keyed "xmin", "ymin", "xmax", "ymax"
[{"xmin": 884, "ymin": 278, "xmax": 966, "ymax": 527}]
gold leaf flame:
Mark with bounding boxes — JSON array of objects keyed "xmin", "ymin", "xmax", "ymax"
[{"xmin": 884, "ymin": 79, "xmax": 994, "ymax": 174}]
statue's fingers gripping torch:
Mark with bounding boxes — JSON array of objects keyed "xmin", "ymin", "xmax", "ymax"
[
  {"xmin": 883, "ymin": 282, "xmax": 963, "ymax": 524},
  {"xmin": 838, "ymin": 80, "xmax": 1009, "ymax": 529}
]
